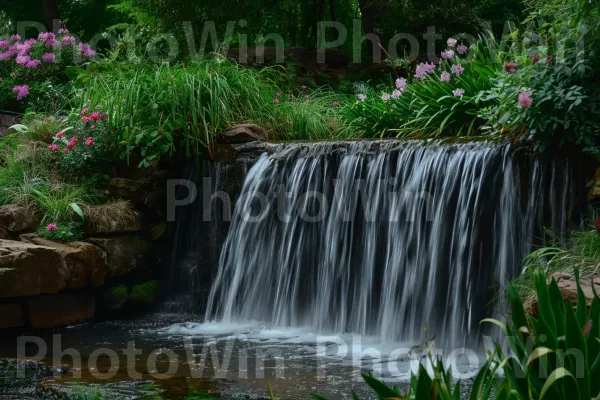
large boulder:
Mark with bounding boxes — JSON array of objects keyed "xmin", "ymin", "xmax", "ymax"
[
  {"xmin": 20, "ymin": 234, "xmax": 107, "ymax": 289},
  {"xmin": 0, "ymin": 240, "xmax": 66, "ymax": 298},
  {"xmin": 27, "ymin": 294, "xmax": 96, "ymax": 328},
  {"xmin": 0, "ymin": 304, "xmax": 25, "ymax": 328},
  {"xmin": 0, "ymin": 205, "xmax": 32, "ymax": 234},
  {"xmin": 89, "ymin": 236, "xmax": 151, "ymax": 278}
]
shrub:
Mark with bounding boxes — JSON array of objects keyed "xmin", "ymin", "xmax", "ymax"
[{"xmin": 0, "ymin": 30, "xmax": 95, "ymax": 111}]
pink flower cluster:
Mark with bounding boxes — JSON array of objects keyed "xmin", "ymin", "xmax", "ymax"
[
  {"xmin": 78, "ymin": 42, "xmax": 96, "ymax": 58},
  {"xmin": 414, "ymin": 62, "xmax": 436, "ymax": 79},
  {"xmin": 12, "ymin": 85, "xmax": 29, "ymax": 100},
  {"xmin": 451, "ymin": 64, "xmax": 464, "ymax": 76},
  {"xmin": 42, "ymin": 53, "xmax": 56, "ymax": 63},
  {"xmin": 395, "ymin": 78, "xmax": 407, "ymax": 90},
  {"xmin": 457, "ymin": 45, "xmax": 468, "ymax": 55},
  {"xmin": 441, "ymin": 50, "xmax": 454, "ymax": 60},
  {"xmin": 47, "ymin": 223, "xmax": 57, "ymax": 232},
  {"xmin": 453, "ymin": 88, "xmax": 465, "ymax": 97},
  {"xmin": 440, "ymin": 71, "xmax": 451, "ymax": 82},
  {"xmin": 518, "ymin": 91, "xmax": 533, "ymax": 109}
]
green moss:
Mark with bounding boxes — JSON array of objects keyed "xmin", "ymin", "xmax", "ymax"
[
  {"xmin": 130, "ymin": 281, "xmax": 160, "ymax": 305},
  {"xmin": 101, "ymin": 285, "xmax": 129, "ymax": 310}
]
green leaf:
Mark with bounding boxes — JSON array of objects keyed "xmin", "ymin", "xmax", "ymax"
[
  {"xmin": 539, "ymin": 368, "xmax": 578, "ymax": 399},
  {"xmin": 361, "ymin": 373, "xmax": 402, "ymax": 398},
  {"xmin": 69, "ymin": 203, "xmax": 85, "ymax": 222}
]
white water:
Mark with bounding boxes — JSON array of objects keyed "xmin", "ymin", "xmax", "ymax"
[{"xmin": 200, "ymin": 140, "xmax": 579, "ymax": 351}]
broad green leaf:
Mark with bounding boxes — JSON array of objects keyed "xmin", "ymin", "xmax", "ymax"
[{"xmin": 539, "ymin": 368, "xmax": 578, "ymax": 399}]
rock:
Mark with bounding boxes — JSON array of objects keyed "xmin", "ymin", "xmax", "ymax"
[
  {"xmin": 0, "ymin": 240, "xmax": 66, "ymax": 298},
  {"xmin": 0, "ymin": 205, "xmax": 32, "ymax": 233},
  {"xmin": 218, "ymin": 124, "xmax": 266, "ymax": 143},
  {"xmin": 89, "ymin": 236, "xmax": 151, "ymax": 278},
  {"xmin": 102, "ymin": 177, "xmax": 149, "ymax": 205},
  {"xmin": 28, "ymin": 294, "xmax": 96, "ymax": 328},
  {"xmin": 551, "ymin": 272, "xmax": 600, "ymax": 307},
  {"xmin": 83, "ymin": 207, "xmax": 143, "ymax": 235},
  {"xmin": 527, "ymin": 272, "xmax": 600, "ymax": 317},
  {"xmin": 19, "ymin": 234, "xmax": 107, "ymax": 289},
  {"xmin": 0, "ymin": 226, "xmax": 9, "ymax": 239},
  {"xmin": 0, "ymin": 304, "xmax": 25, "ymax": 328}
]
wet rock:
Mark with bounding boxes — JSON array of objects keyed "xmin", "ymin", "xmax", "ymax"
[
  {"xmin": 28, "ymin": 293, "xmax": 96, "ymax": 328},
  {"xmin": 0, "ymin": 239, "xmax": 66, "ymax": 298},
  {"xmin": 20, "ymin": 234, "xmax": 107, "ymax": 289},
  {"xmin": 89, "ymin": 236, "xmax": 151, "ymax": 278},
  {"xmin": 218, "ymin": 124, "xmax": 266, "ymax": 143},
  {"xmin": 0, "ymin": 304, "xmax": 25, "ymax": 328},
  {"xmin": 0, "ymin": 204, "xmax": 32, "ymax": 233}
]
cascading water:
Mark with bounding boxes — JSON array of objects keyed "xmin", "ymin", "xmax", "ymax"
[{"xmin": 201, "ymin": 140, "xmax": 586, "ymax": 350}]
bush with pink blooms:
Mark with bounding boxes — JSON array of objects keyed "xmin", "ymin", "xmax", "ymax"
[
  {"xmin": 0, "ymin": 28, "xmax": 95, "ymax": 111},
  {"xmin": 48, "ymin": 107, "xmax": 116, "ymax": 171}
]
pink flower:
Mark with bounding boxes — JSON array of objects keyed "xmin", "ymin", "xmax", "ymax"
[
  {"xmin": 10, "ymin": 34, "xmax": 21, "ymax": 42},
  {"xmin": 78, "ymin": 43, "xmax": 96, "ymax": 57},
  {"xmin": 331, "ymin": 101, "xmax": 339, "ymax": 107},
  {"xmin": 58, "ymin": 28, "xmax": 69, "ymax": 35},
  {"xmin": 440, "ymin": 71, "xmax": 451, "ymax": 82},
  {"xmin": 415, "ymin": 62, "xmax": 435, "ymax": 79},
  {"xmin": 518, "ymin": 91, "xmax": 533, "ymax": 109},
  {"xmin": 90, "ymin": 112, "xmax": 100, "ymax": 121},
  {"xmin": 381, "ymin": 93, "xmax": 391, "ymax": 102},
  {"xmin": 529, "ymin": 53, "xmax": 539, "ymax": 64},
  {"xmin": 503, "ymin": 62, "xmax": 518, "ymax": 73},
  {"xmin": 451, "ymin": 64, "xmax": 464, "ymax": 76},
  {"xmin": 441, "ymin": 50, "xmax": 455, "ymax": 60},
  {"xmin": 42, "ymin": 53, "xmax": 56, "ymax": 63},
  {"xmin": 276, "ymin": 92, "xmax": 281, "ymax": 97},
  {"xmin": 447, "ymin": 38, "xmax": 457, "ymax": 47},
  {"xmin": 90, "ymin": 125, "xmax": 96, "ymax": 129},
  {"xmin": 0, "ymin": 40, "xmax": 9, "ymax": 49},
  {"xmin": 24, "ymin": 38, "xmax": 37, "ymax": 46},
  {"xmin": 29, "ymin": 140, "xmax": 34, "ymax": 145},
  {"xmin": 82, "ymin": 116, "xmax": 91, "ymax": 123},
  {"xmin": 47, "ymin": 223, "xmax": 57, "ymax": 232},
  {"xmin": 0, "ymin": 77, "xmax": 2, "ymax": 83},
  {"xmin": 0, "ymin": 51, "xmax": 14, "ymax": 60},
  {"xmin": 25, "ymin": 59, "xmax": 41, "ymax": 69},
  {"xmin": 15, "ymin": 54, "xmax": 30, "ymax": 65},
  {"xmin": 38, "ymin": 32, "xmax": 56, "ymax": 41},
  {"xmin": 85, "ymin": 137, "xmax": 95, "ymax": 147},
  {"xmin": 453, "ymin": 88, "xmax": 465, "ymax": 97},
  {"xmin": 61, "ymin": 36, "xmax": 76, "ymax": 46},
  {"xmin": 457, "ymin": 45, "xmax": 468, "ymax": 55},
  {"xmin": 121, "ymin": 99, "xmax": 126, "ymax": 103},
  {"xmin": 56, "ymin": 132, "xmax": 64, "ymax": 139},
  {"xmin": 357, "ymin": 93, "xmax": 367, "ymax": 101},
  {"xmin": 395, "ymin": 78, "xmax": 407, "ymax": 90},
  {"xmin": 273, "ymin": 98, "xmax": 279, "ymax": 104},
  {"xmin": 81, "ymin": 108, "xmax": 89, "ymax": 116},
  {"xmin": 546, "ymin": 56, "xmax": 552, "ymax": 64},
  {"xmin": 391, "ymin": 89, "xmax": 402, "ymax": 99},
  {"xmin": 44, "ymin": 117, "xmax": 52, "ymax": 123},
  {"xmin": 48, "ymin": 144, "xmax": 59, "ymax": 151},
  {"xmin": 45, "ymin": 39, "xmax": 59, "ymax": 48},
  {"xmin": 12, "ymin": 85, "xmax": 29, "ymax": 101},
  {"xmin": 301, "ymin": 85, "xmax": 308, "ymax": 90}
]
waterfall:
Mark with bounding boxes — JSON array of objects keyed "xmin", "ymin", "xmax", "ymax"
[{"xmin": 201, "ymin": 140, "xmax": 586, "ymax": 350}]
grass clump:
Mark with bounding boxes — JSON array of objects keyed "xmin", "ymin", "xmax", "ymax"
[{"xmin": 82, "ymin": 200, "xmax": 139, "ymax": 233}]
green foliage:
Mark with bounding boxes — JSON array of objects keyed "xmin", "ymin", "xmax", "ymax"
[
  {"xmin": 101, "ymin": 284, "xmax": 129, "ymax": 309},
  {"xmin": 130, "ymin": 280, "xmax": 160, "ymax": 304},
  {"xmin": 514, "ymin": 227, "xmax": 600, "ymax": 305},
  {"xmin": 481, "ymin": 267, "xmax": 600, "ymax": 400}
]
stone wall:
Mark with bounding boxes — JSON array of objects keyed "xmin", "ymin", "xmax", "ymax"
[
  {"xmin": 0, "ymin": 168, "xmax": 169, "ymax": 330},
  {"xmin": 0, "ymin": 112, "xmax": 22, "ymax": 137}
]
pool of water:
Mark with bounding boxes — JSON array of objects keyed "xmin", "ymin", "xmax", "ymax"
[{"xmin": 0, "ymin": 313, "xmax": 483, "ymax": 399}]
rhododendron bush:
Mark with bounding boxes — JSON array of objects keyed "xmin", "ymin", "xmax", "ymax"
[{"xmin": 0, "ymin": 29, "xmax": 95, "ymax": 111}]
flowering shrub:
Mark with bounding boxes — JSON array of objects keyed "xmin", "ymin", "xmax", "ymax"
[
  {"xmin": 48, "ymin": 107, "xmax": 116, "ymax": 171},
  {"xmin": 37, "ymin": 222, "xmax": 83, "ymax": 241},
  {"xmin": 0, "ymin": 29, "xmax": 95, "ymax": 110}
]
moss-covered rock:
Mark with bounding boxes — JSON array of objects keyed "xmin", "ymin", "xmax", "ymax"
[
  {"xmin": 100, "ymin": 285, "xmax": 129, "ymax": 310},
  {"xmin": 129, "ymin": 280, "xmax": 160, "ymax": 305}
]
